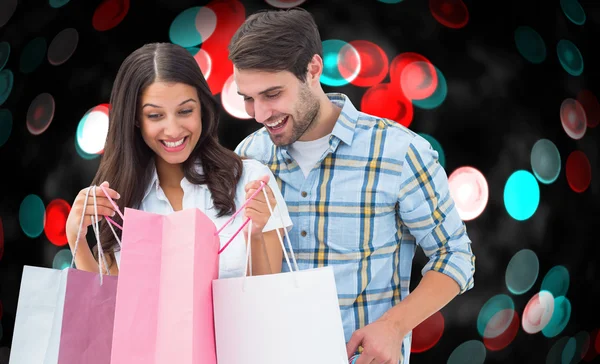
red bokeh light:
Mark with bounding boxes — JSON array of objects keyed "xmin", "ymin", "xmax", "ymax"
[
  {"xmin": 429, "ymin": 0, "xmax": 469, "ymax": 29},
  {"xmin": 389, "ymin": 52, "xmax": 437, "ymax": 101},
  {"xmin": 202, "ymin": 0, "xmax": 246, "ymax": 95},
  {"xmin": 92, "ymin": 0, "xmax": 130, "ymax": 32},
  {"xmin": 484, "ymin": 309, "xmax": 520, "ymax": 351},
  {"xmin": 361, "ymin": 83, "xmax": 414, "ymax": 127},
  {"xmin": 44, "ymin": 199, "xmax": 72, "ymax": 246},
  {"xmin": 577, "ymin": 90, "xmax": 600, "ymax": 128},
  {"xmin": 338, "ymin": 40, "xmax": 389, "ymax": 88},
  {"xmin": 411, "ymin": 311, "xmax": 445, "ymax": 353},
  {"xmin": 566, "ymin": 151, "xmax": 592, "ymax": 193}
]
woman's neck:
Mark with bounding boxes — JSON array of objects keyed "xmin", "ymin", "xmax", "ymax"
[{"xmin": 155, "ymin": 157, "xmax": 184, "ymax": 189}]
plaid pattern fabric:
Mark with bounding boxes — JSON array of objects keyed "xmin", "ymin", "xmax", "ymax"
[{"xmin": 235, "ymin": 93, "xmax": 475, "ymax": 363}]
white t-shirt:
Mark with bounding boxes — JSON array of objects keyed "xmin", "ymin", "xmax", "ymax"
[
  {"xmin": 114, "ymin": 159, "xmax": 293, "ymax": 278},
  {"xmin": 287, "ymin": 134, "xmax": 331, "ymax": 178}
]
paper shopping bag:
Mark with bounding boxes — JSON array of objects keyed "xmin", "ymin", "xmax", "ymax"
[
  {"xmin": 9, "ymin": 267, "xmax": 117, "ymax": 364},
  {"xmin": 102, "ymin": 181, "xmax": 267, "ymax": 364},
  {"xmin": 212, "ymin": 191, "xmax": 348, "ymax": 364},
  {"xmin": 213, "ymin": 266, "xmax": 349, "ymax": 364},
  {"xmin": 110, "ymin": 207, "xmax": 221, "ymax": 364},
  {"xmin": 9, "ymin": 185, "xmax": 117, "ymax": 364}
]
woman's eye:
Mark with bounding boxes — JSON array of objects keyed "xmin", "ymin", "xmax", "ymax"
[
  {"xmin": 147, "ymin": 114, "xmax": 161, "ymax": 119},
  {"xmin": 179, "ymin": 109, "xmax": 193, "ymax": 115}
]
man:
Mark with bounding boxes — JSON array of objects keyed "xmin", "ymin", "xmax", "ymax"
[{"xmin": 230, "ymin": 7, "xmax": 475, "ymax": 364}]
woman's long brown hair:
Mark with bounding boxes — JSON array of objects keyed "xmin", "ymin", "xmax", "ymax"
[{"xmin": 90, "ymin": 42, "xmax": 243, "ymax": 264}]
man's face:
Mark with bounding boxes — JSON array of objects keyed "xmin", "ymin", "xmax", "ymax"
[{"xmin": 234, "ymin": 67, "xmax": 320, "ymax": 146}]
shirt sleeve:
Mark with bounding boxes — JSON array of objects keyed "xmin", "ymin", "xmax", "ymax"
[
  {"xmin": 397, "ymin": 135, "xmax": 475, "ymax": 294},
  {"xmin": 244, "ymin": 160, "xmax": 293, "ymax": 233},
  {"xmin": 234, "ymin": 139, "xmax": 246, "ymax": 157}
]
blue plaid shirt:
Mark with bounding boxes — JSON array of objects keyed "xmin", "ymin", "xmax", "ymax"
[{"xmin": 235, "ymin": 93, "xmax": 475, "ymax": 363}]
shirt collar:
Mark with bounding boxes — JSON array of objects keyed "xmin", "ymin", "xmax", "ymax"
[
  {"xmin": 327, "ymin": 93, "xmax": 359, "ymax": 147},
  {"xmin": 142, "ymin": 159, "xmax": 205, "ymax": 202},
  {"xmin": 142, "ymin": 163, "xmax": 159, "ymax": 202}
]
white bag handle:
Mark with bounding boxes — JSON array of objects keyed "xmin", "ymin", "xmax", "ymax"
[
  {"xmin": 242, "ymin": 187, "xmax": 300, "ymax": 288},
  {"xmin": 70, "ymin": 185, "xmax": 111, "ymax": 284}
]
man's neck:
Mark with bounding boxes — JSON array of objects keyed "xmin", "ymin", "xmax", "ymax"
[{"xmin": 299, "ymin": 93, "xmax": 341, "ymax": 142}]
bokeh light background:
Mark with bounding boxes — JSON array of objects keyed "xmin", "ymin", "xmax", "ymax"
[{"xmin": 0, "ymin": 0, "xmax": 599, "ymax": 363}]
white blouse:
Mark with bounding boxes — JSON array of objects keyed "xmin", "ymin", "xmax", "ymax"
[{"xmin": 114, "ymin": 159, "xmax": 293, "ymax": 278}]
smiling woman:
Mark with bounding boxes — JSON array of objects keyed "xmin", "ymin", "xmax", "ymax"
[
  {"xmin": 63, "ymin": 42, "xmax": 292, "ymax": 280},
  {"xmin": 139, "ymin": 86, "xmax": 202, "ymax": 163}
]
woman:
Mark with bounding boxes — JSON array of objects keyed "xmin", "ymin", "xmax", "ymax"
[{"xmin": 64, "ymin": 42, "xmax": 292, "ymax": 278}]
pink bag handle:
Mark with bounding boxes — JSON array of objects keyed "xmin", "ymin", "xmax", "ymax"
[
  {"xmin": 216, "ymin": 181, "xmax": 266, "ymax": 254},
  {"xmin": 99, "ymin": 182, "xmax": 267, "ymax": 255},
  {"xmin": 99, "ymin": 185, "xmax": 124, "ymax": 230}
]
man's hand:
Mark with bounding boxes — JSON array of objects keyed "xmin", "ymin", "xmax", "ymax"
[{"xmin": 346, "ymin": 313, "xmax": 406, "ymax": 364}]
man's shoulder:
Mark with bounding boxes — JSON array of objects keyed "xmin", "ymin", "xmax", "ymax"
[
  {"xmin": 234, "ymin": 127, "xmax": 274, "ymax": 162},
  {"xmin": 351, "ymin": 111, "xmax": 420, "ymax": 157},
  {"xmin": 357, "ymin": 111, "xmax": 418, "ymax": 139}
]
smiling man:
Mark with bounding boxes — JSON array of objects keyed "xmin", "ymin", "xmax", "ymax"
[{"xmin": 230, "ymin": 8, "xmax": 476, "ymax": 364}]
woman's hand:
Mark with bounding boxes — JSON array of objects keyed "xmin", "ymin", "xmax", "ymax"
[
  {"xmin": 243, "ymin": 175, "xmax": 277, "ymax": 237},
  {"xmin": 65, "ymin": 181, "xmax": 121, "ymax": 245}
]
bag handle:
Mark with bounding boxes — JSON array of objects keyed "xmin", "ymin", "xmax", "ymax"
[
  {"xmin": 70, "ymin": 185, "xmax": 111, "ymax": 284},
  {"xmin": 243, "ymin": 186, "xmax": 299, "ymax": 284},
  {"xmin": 97, "ymin": 184, "xmax": 124, "ymax": 248},
  {"xmin": 99, "ymin": 182, "xmax": 281, "ymax": 257},
  {"xmin": 99, "ymin": 184, "xmax": 124, "ymax": 231},
  {"xmin": 215, "ymin": 181, "xmax": 267, "ymax": 254},
  {"xmin": 90, "ymin": 187, "xmax": 111, "ymax": 282}
]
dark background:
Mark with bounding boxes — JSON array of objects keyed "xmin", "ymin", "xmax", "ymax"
[{"xmin": 1, "ymin": 0, "xmax": 599, "ymax": 363}]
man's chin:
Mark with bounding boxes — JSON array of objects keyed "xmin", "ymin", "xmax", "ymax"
[{"xmin": 269, "ymin": 134, "xmax": 292, "ymax": 147}]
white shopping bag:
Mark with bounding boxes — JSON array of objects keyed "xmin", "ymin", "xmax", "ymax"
[
  {"xmin": 212, "ymin": 190, "xmax": 348, "ymax": 364},
  {"xmin": 9, "ymin": 266, "xmax": 66, "ymax": 364}
]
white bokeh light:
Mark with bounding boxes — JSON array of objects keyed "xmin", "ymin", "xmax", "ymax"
[
  {"xmin": 522, "ymin": 291, "xmax": 555, "ymax": 334},
  {"xmin": 221, "ymin": 74, "xmax": 252, "ymax": 120},
  {"xmin": 265, "ymin": 0, "xmax": 307, "ymax": 9},
  {"xmin": 337, "ymin": 42, "xmax": 361, "ymax": 84},
  {"xmin": 194, "ymin": 48, "xmax": 212, "ymax": 79},
  {"xmin": 77, "ymin": 107, "xmax": 109, "ymax": 154},
  {"xmin": 195, "ymin": 7, "xmax": 217, "ymax": 43},
  {"xmin": 448, "ymin": 166, "xmax": 489, "ymax": 221}
]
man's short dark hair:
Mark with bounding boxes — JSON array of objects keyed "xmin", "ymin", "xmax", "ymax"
[{"xmin": 228, "ymin": 8, "xmax": 323, "ymax": 82}]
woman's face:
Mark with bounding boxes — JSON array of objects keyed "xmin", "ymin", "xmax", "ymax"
[{"xmin": 138, "ymin": 81, "xmax": 203, "ymax": 165}]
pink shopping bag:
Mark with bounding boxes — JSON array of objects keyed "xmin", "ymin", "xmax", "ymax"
[
  {"xmin": 9, "ymin": 267, "xmax": 118, "ymax": 364},
  {"xmin": 103, "ymin": 183, "xmax": 266, "ymax": 364},
  {"xmin": 9, "ymin": 186, "xmax": 117, "ymax": 364}
]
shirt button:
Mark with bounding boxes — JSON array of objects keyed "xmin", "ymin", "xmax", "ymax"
[
  {"xmin": 301, "ymin": 230, "xmax": 307, "ymax": 237},
  {"xmin": 301, "ymin": 191, "xmax": 307, "ymax": 197},
  {"xmin": 286, "ymin": 158, "xmax": 292, "ymax": 164}
]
